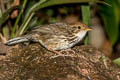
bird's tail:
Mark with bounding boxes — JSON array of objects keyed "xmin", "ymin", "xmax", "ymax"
[{"xmin": 5, "ymin": 37, "xmax": 29, "ymax": 46}]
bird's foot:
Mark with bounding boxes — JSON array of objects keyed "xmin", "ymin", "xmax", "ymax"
[{"xmin": 50, "ymin": 49, "xmax": 75, "ymax": 59}]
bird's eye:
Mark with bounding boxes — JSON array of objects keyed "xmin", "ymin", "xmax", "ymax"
[{"xmin": 78, "ymin": 26, "xmax": 81, "ymax": 29}]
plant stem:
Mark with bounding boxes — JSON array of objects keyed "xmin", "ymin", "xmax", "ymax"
[
  {"xmin": 16, "ymin": 0, "xmax": 47, "ymax": 36},
  {"xmin": 19, "ymin": 12, "xmax": 35, "ymax": 35},
  {"xmin": 10, "ymin": 0, "xmax": 28, "ymax": 38}
]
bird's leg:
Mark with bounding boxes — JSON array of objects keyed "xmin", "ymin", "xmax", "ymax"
[
  {"xmin": 47, "ymin": 48, "xmax": 61, "ymax": 55},
  {"xmin": 46, "ymin": 47, "xmax": 75, "ymax": 59},
  {"xmin": 49, "ymin": 49, "xmax": 75, "ymax": 59},
  {"xmin": 38, "ymin": 40, "xmax": 61, "ymax": 55},
  {"xmin": 38, "ymin": 40, "xmax": 74, "ymax": 58}
]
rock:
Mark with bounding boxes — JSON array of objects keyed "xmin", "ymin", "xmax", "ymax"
[
  {"xmin": 0, "ymin": 43, "xmax": 120, "ymax": 80},
  {"xmin": 0, "ymin": 42, "xmax": 7, "ymax": 55}
]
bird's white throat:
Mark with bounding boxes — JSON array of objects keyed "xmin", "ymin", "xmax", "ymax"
[{"xmin": 75, "ymin": 31, "xmax": 87, "ymax": 41}]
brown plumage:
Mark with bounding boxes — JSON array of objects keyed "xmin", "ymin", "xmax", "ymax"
[{"xmin": 5, "ymin": 22, "xmax": 92, "ymax": 50}]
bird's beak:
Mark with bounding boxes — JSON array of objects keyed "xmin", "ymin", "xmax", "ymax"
[{"xmin": 85, "ymin": 27, "xmax": 92, "ymax": 31}]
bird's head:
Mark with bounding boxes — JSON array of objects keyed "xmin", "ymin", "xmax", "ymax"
[{"xmin": 70, "ymin": 22, "xmax": 92, "ymax": 34}]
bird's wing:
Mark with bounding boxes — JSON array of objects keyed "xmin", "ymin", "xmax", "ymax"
[
  {"xmin": 30, "ymin": 22, "xmax": 72, "ymax": 36},
  {"xmin": 25, "ymin": 22, "xmax": 71, "ymax": 41}
]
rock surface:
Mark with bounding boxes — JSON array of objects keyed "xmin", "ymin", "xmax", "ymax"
[{"xmin": 0, "ymin": 43, "xmax": 120, "ymax": 80}]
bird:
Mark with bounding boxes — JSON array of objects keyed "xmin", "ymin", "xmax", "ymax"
[{"xmin": 5, "ymin": 22, "xmax": 92, "ymax": 51}]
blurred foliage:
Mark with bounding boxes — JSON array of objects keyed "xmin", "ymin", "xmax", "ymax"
[
  {"xmin": 0, "ymin": 0, "xmax": 101, "ymax": 39},
  {"xmin": 0, "ymin": 6, "xmax": 20, "ymax": 27},
  {"xmin": 17, "ymin": 0, "xmax": 98, "ymax": 37},
  {"xmin": 113, "ymin": 58, "xmax": 120, "ymax": 67},
  {"xmin": 99, "ymin": 0, "xmax": 120, "ymax": 66},
  {"xmin": 99, "ymin": 0, "xmax": 120, "ymax": 45}
]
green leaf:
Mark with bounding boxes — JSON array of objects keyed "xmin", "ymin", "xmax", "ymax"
[
  {"xmin": 34, "ymin": 0, "xmax": 99, "ymax": 12},
  {"xmin": 81, "ymin": 5, "xmax": 90, "ymax": 25},
  {"xmin": 113, "ymin": 58, "xmax": 120, "ymax": 67},
  {"xmin": 99, "ymin": 0, "xmax": 120, "ymax": 45},
  {"xmin": 84, "ymin": 36, "xmax": 89, "ymax": 45},
  {"xmin": 2, "ymin": 27, "xmax": 7, "ymax": 38},
  {"xmin": 81, "ymin": 5, "xmax": 90, "ymax": 45}
]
